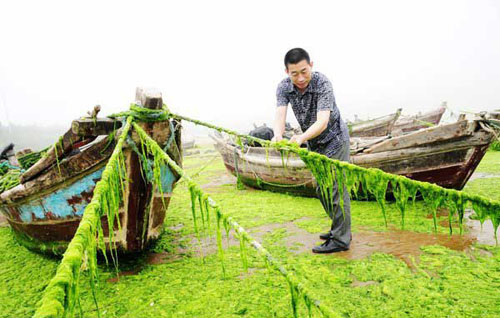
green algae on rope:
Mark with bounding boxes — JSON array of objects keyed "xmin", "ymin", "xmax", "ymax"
[
  {"xmin": 108, "ymin": 104, "xmax": 170, "ymax": 122},
  {"xmin": 52, "ymin": 136, "xmax": 65, "ymax": 176},
  {"xmin": 163, "ymin": 112, "xmax": 500, "ymax": 242},
  {"xmin": 33, "ymin": 116, "xmax": 133, "ymax": 318}
]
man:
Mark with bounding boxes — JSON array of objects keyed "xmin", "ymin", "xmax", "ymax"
[{"xmin": 273, "ymin": 48, "xmax": 351, "ymax": 253}]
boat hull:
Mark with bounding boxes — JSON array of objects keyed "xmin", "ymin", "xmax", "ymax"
[
  {"xmin": 213, "ymin": 120, "xmax": 493, "ymax": 197},
  {"xmin": 392, "ymin": 106, "xmax": 446, "ymax": 135},
  {"xmin": 0, "ymin": 117, "xmax": 182, "ymax": 254}
]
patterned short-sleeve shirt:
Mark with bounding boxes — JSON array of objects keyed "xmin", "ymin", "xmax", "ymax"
[{"xmin": 276, "ymin": 71, "xmax": 349, "ymax": 156}]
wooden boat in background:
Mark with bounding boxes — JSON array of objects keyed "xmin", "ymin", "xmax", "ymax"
[
  {"xmin": 392, "ymin": 105, "xmax": 446, "ymax": 135},
  {"xmin": 213, "ymin": 117, "xmax": 495, "ymax": 197},
  {"xmin": 349, "ymin": 108, "xmax": 401, "ymax": 137},
  {"xmin": 0, "ymin": 88, "xmax": 183, "ymax": 254}
]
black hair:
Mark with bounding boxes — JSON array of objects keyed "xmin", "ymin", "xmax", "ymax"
[{"xmin": 284, "ymin": 48, "xmax": 310, "ymax": 68}]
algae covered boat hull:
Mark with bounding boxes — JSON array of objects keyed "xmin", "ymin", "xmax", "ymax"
[
  {"xmin": 213, "ymin": 119, "xmax": 494, "ymax": 197},
  {"xmin": 0, "ymin": 92, "xmax": 183, "ymax": 254}
]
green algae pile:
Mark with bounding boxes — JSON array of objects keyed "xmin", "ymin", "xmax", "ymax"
[
  {"xmin": 1, "ymin": 150, "xmax": 500, "ymax": 317},
  {"xmin": 2, "ymin": 106, "xmax": 500, "ymax": 317},
  {"xmin": 17, "ymin": 146, "xmax": 50, "ymax": 170},
  {"xmin": 490, "ymin": 140, "xmax": 500, "ymax": 151}
]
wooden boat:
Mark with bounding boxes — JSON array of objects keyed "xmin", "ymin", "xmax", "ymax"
[
  {"xmin": 392, "ymin": 105, "xmax": 446, "ymax": 135},
  {"xmin": 213, "ymin": 117, "xmax": 495, "ymax": 197},
  {"xmin": 0, "ymin": 88, "xmax": 182, "ymax": 254},
  {"xmin": 349, "ymin": 108, "xmax": 401, "ymax": 137},
  {"xmin": 182, "ymin": 139, "xmax": 196, "ymax": 150}
]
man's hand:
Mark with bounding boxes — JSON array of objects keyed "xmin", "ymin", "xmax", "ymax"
[
  {"xmin": 271, "ymin": 135, "xmax": 283, "ymax": 142},
  {"xmin": 273, "ymin": 106, "xmax": 287, "ymax": 143},
  {"xmin": 289, "ymin": 134, "xmax": 305, "ymax": 145}
]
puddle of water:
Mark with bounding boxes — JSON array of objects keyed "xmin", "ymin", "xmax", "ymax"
[
  {"xmin": 201, "ymin": 174, "xmax": 235, "ymax": 190},
  {"xmin": 468, "ymin": 172, "xmax": 500, "ymax": 181},
  {"xmin": 351, "ymin": 279, "xmax": 379, "ymax": 288},
  {"xmin": 425, "ymin": 207, "xmax": 449, "ymax": 219},
  {"xmin": 335, "ymin": 230, "xmax": 475, "ymax": 267},
  {"xmin": 465, "ymin": 210, "xmax": 499, "ymax": 246},
  {"xmin": 107, "ymin": 268, "xmax": 142, "ymax": 283},
  {"xmin": 146, "ymin": 252, "xmax": 183, "ymax": 265},
  {"xmin": 126, "ymin": 215, "xmax": 488, "ymax": 270}
]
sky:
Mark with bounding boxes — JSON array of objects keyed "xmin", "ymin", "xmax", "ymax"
[{"xmin": 0, "ymin": 0, "xmax": 499, "ymax": 133}]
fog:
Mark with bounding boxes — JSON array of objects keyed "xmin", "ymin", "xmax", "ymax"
[{"xmin": 1, "ymin": 0, "xmax": 499, "ymax": 148}]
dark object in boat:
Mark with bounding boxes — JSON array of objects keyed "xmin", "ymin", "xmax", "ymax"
[
  {"xmin": 248, "ymin": 125, "xmax": 274, "ymax": 146},
  {"xmin": 0, "ymin": 143, "xmax": 15, "ymax": 161}
]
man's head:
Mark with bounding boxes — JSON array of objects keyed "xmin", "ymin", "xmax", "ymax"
[{"xmin": 284, "ymin": 48, "xmax": 313, "ymax": 91}]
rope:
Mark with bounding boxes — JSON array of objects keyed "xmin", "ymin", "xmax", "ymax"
[
  {"xmin": 108, "ymin": 104, "xmax": 170, "ymax": 122},
  {"xmin": 169, "ymin": 111, "xmax": 500, "ymax": 201}
]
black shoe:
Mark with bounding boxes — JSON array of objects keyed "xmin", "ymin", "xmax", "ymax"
[
  {"xmin": 319, "ymin": 232, "xmax": 331, "ymax": 240},
  {"xmin": 312, "ymin": 239, "xmax": 349, "ymax": 254}
]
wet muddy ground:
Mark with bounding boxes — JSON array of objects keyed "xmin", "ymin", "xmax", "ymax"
[
  {"xmin": 468, "ymin": 172, "xmax": 500, "ymax": 181},
  {"xmin": 137, "ymin": 219, "xmax": 478, "ymax": 271}
]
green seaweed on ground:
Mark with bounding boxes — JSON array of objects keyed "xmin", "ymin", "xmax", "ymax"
[
  {"xmin": 475, "ymin": 150, "xmax": 500, "ymax": 174},
  {"xmin": 4, "ymin": 148, "xmax": 500, "ymax": 317},
  {"xmin": 464, "ymin": 177, "xmax": 500, "ymax": 202},
  {"xmin": 132, "ymin": 122, "xmax": 340, "ymax": 318},
  {"xmin": 490, "ymin": 140, "xmax": 500, "ymax": 151}
]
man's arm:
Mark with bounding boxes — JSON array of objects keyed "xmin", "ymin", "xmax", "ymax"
[
  {"xmin": 290, "ymin": 110, "xmax": 330, "ymax": 145},
  {"xmin": 272, "ymin": 106, "xmax": 287, "ymax": 142}
]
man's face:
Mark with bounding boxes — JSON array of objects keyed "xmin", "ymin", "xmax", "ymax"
[{"xmin": 286, "ymin": 59, "xmax": 313, "ymax": 91}]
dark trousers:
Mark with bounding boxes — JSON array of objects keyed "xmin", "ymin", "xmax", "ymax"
[{"xmin": 314, "ymin": 139, "xmax": 351, "ymax": 248}]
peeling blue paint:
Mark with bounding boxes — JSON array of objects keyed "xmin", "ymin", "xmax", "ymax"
[
  {"xmin": 17, "ymin": 168, "xmax": 104, "ymax": 222},
  {"xmin": 6, "ymin": 163, "xmax": 176, "ymax": 224},
  {"xmin": 160, "ymin": 164, "xmax": 175, "ymax": 193}
]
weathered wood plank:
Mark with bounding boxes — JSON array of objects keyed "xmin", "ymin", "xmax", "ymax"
[
  {"xmin": 392, "ymin": 106, "xmax": 446, "ymax": 135},
  {"xmin": 350, "ymin": 108, "xmax": 401, "ymax": 137},
  {"xmin": 364, "ymin": 120, "xmax": 474, "ymax": 154},
  {"xmin": 1, "ymin": 136, "xmax": 113, "ymax": 204},
  {"xmin": 125, "ymin": 87, "xmax": 182, "ymax": 251},
  {"xmin": 353, "ymin": 129, "xmax": 492, "ymax": 165},
  {"xmin": 71, "ymin": 118, "xmax": 121, "ymax": 137},
  {"xmin": 20, "ymin": 129, "xmax": 83, "ymax": 183},
  {"xmin": 135, "ymin": 87, "xmax": 163, "ymax": 109}
]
